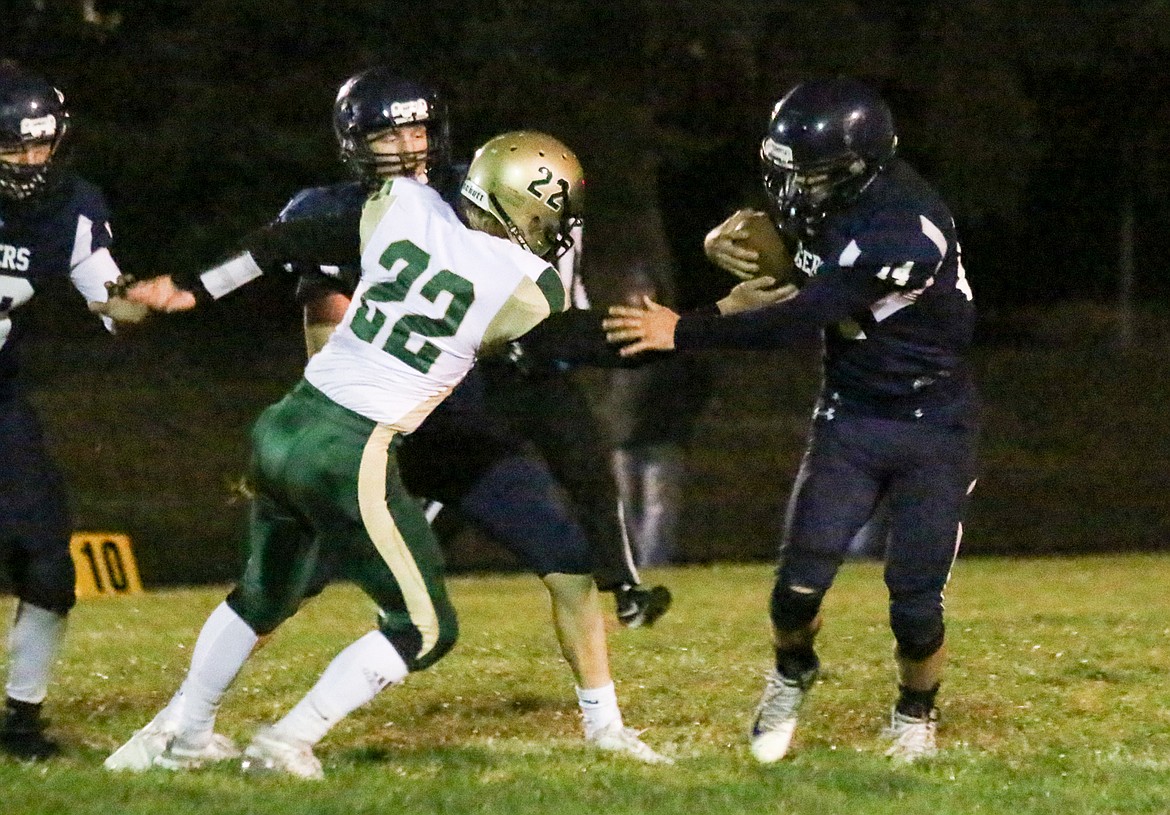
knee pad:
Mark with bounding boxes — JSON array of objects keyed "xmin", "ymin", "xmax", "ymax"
[
  {"xmin": 380, "ymin": 607, "xmax": 459, "ymax": 673},
  {"xmin": 226, "ymin": 588, "xmax": 295, "ymax": 637},
  {"xmin": 770, "ymin": 581, "xmax": 826, "ymax": 632},
  {"xmin": 890, "ymin": 606, "xmax": 945, "ymax": 661}
]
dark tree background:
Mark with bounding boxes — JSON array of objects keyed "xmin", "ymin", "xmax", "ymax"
[
  {"xmin": 8, "ymin": 0, "xmax": 1170, "ymax": 309},
  {"xmin": 4, "ymin": 0, "xmax": 1170, "ymax": 582}
]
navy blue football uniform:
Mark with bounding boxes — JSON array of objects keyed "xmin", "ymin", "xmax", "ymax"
[
  {"xmin": 0, "ymin": 175, "xmax": 123, "ymax": 614},
  {"xmin": 199, "ymin": 180, "xmax": 639, "ymax": 589},
  {"xmin": 676, "ymin": 159, "xmax": 978, "ymax": 660}
]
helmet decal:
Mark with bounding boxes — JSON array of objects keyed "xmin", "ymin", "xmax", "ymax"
[
  {"xmin": 0, "ymin": 62, "xmax": 70, "ymax": 201},
  {"xmin": 387, "ymin": 98, "xmax": 429, "ymax": 124}
]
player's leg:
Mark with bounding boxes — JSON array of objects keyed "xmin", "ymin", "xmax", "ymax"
[
  {"xmin": 752, "ymin": 414, "xmax": 884, "ymax": 763},
  {"xmin": 414, "ymin": 436, "xmax": 669, "ymax": 762},
  {"xmin": 0, "ymin": 397, "xmax": 75, "ymax": 759},
  {"xmin": 455, "ymin": 455, "xmax": 622, "ymax": 708},
  {"xmin": 107, "ymin": 395, "xmax": 324, "ymax": 771},
  {"xmin": 483, "ymin": 364, "xmax": 670, "ymax": 627},
  {"xmin": 241, "ymin": 417, "xmax": 457, "ymax": 778},
  {"xmin": 880, "ymin": 421, "xmax": 978, "ymax": 762},
  {"xmin": 612, "ymin": 441, "xmax": 683, "ymax": 568},
  {"xmin": 541, "ymin": 571, "xmax": 672, "ymax": 764}
]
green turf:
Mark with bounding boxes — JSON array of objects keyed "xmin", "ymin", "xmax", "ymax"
[{"xmin": 3, "ymin": 555, "xmax": 1169, "ymax": 814}]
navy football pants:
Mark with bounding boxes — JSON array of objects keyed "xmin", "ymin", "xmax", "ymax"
[
  {"xmin": 0, "ymin": 394, "xmax": 75, "ymax": 614},
  {"xmin": 773, "ymin": 411, "xmax": 977, "ymax": 655}
]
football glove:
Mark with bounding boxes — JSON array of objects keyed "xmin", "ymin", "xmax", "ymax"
[{"xmin": 87, "ymin": 296, "xmax": 149, "ymax": 324}]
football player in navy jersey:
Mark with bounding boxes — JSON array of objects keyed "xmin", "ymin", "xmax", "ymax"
[
  {"xmin": 605, "ymin": 78, "xmax": 978, "ymax": 763},
  {"xmin": 105, "ymin": 68, "xmax": 673, "ymax": 772},
  {"xmin": 0, "ymin": 60, "xmax": 145, "ymax": 759}
]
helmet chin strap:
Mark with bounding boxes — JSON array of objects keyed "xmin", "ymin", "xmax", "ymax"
[{"xmin": 487, "ymin": 191, "xmax": 534, "ymax": 254}]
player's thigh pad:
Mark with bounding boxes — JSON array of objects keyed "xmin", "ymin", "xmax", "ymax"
[
  {"xmin": 778, "ymin": 417, "xmax": 887, "ymax": 591},
  {"xmin": 883, "ymin": 421, "xmax": 978, "ymax": 659},
  {"xmin": 460, "ymin": 455, "xmax": 592, "ymax": 577}
]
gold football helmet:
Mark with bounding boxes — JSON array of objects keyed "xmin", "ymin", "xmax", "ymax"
[{"xmin": 460, "ymin": 131, "xmax": 584, "ymax": 260}]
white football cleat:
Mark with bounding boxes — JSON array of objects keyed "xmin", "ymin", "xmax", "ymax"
[
  {"xmin": 154, "ymin": 729, "xmax": 241, "ymax": 767},
  {"xmin": 104, "ymin": 713, "xmax": 176, "ymax": 772},
  {"xmin": 749, "ymin": 668, "xmax": 815, "ymax": 763},
  {"xmin": 241, "ymin": 726, "xmax": 324, "ymax": 780},
  {"xmin": 882, "ymin": 708, "xmax": 938, "ymax": 763},
  {"xmin": 587, "ymin": 721, "xmax": 674, "ymax": 765},
  {"xmin": 153, "ymin": 733, "xmax": 241, "ymax": 770}
]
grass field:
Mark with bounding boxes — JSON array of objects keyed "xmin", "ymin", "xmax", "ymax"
[{"xmin": 4, "ymin": 555, "xmax": 1170, "ymax": 814}]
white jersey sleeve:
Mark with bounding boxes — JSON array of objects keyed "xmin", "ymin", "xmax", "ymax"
[
  {"xmin": 304, "ymin": 178, "xmax": 566, "ymax": 431},
  {"xmin": 68, "ymin": 215, "xmax": 123, "ymax": 333}
]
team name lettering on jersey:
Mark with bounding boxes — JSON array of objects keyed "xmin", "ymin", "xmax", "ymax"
[
  {"xmin": 794, "ymin": 245, "xmax": 823, "ymax": 277},
  {"xmin": 0, "ymin": 245, "xmax": 32, "ymax": 272}
]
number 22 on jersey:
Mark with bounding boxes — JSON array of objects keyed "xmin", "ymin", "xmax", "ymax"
[{"xmin": 350, "ymin": 239, "xmax": 476, "ymax": 374}]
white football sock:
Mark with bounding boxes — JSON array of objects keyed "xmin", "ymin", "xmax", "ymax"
[
  {"xmin": 272, "ymin": 631, "xmax": 407, "ymax": 746},
  {"xmin": 173, "ymin": 602, "xmax": 258, "ymax": 746},
  {"xmin": 576, "ymin": 681, "xmax": 622, "ymax": 738},
  {"xmin": 6, "ymin": 602, "xmax": 67, "ymax": 704},
  {"xmin": 154, "ymin": 688, "xmax": 185, "ymax": 729}
]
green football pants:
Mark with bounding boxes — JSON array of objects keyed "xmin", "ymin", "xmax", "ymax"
[{"xmin": 227, "ymin": 380, "xmax": 458, "ymax": 671}]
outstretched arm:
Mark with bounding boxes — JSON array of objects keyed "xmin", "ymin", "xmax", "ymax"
[
  {"xmin": 118, "ymin": 211, "xmax": 360, "ymax": 314},
  {"xmin": 602, "ymin": 296, "xmax": 680, "ymax": 356}
]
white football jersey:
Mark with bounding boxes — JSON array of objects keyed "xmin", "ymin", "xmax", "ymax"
[{"xmin": 305, "ymin": 178, "xmax": 567, "ymax": 431}]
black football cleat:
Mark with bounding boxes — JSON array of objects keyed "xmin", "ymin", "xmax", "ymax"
[
  {"xmin": 615, "ymin": 584, "xmax": 672, "ymax": 628},
  {"xmin": 1, "ymin": 699, "xmax": 61, "ymax": 760}
]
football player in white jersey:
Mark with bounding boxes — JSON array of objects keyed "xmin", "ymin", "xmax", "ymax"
[{"xmin": 106, "ymin": 131, "xmax": 669, "ymax": 778}]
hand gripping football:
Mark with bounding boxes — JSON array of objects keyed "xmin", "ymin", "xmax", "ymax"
[{"xmin": 704, "ymin": 209, "xmax": 795, "ymax": 283}]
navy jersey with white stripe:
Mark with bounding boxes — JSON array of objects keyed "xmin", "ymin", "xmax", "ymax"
[
  {"xmin": 277, "ymin": 180, "xmax": 365, "ymax": 293},
  {"xmin": 675, "ymin": 160, "xmax": 976, "ymax": 423},
  {"xmin": 0, "ymin": 175, "xmax": 119, "ymax": 386}
]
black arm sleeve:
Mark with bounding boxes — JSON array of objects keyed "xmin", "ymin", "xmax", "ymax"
[
  {"xmin": 172, "ymin": 212, "xmax": 359, "ymax": 299},
  {"xmin": 514, "ymin": 309, "xmax": 667, "ymax": 370},
  {"xmin": 674, "ymin": 268, "xmax": 887, "ymax": 351},
  {"xmin": 242, "ymin": 212, "xmax": 358, "ymax": 270}
]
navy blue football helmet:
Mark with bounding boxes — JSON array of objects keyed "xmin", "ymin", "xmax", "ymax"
[
  {"xmin": 760, "ymin": 78, "xmax": 896, "ymax": 230},
  {"xmin": 332, "ymin": 67, "xmax": 450, "ymax": 187},
  {"xmin": 0, "ymin": 61, "xmax": 70, "ymax": 201}
]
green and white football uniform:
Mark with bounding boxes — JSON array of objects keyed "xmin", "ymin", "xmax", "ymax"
[{"xmin": 233, "ymin": 178, "xmax": 566, "ymax": 670}]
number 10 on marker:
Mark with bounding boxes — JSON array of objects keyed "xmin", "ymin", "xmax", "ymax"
[{"xmin": 69, "ymin": 533, "xmax": 144, "ymax": 598}]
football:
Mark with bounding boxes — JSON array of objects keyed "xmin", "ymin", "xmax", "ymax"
[
  {"xmin": 709, "ymin": 208, "xmax": 796, "ymax": 284},
  {"xmin": 730, "ymin": 209, "xmax": 795, "ymax": 283}
]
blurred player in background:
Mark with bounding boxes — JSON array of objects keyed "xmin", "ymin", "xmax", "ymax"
[
  {"xmin": 606, "ymin": 78, "xmax": 978, "ymax": 764},
  {"xmin": 0, "ymin": 60, "xmax": 144, "ymax": 759},
  {"xmin": 106, "ymin": 74, "xmax": 671, "ymax": 772}
]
